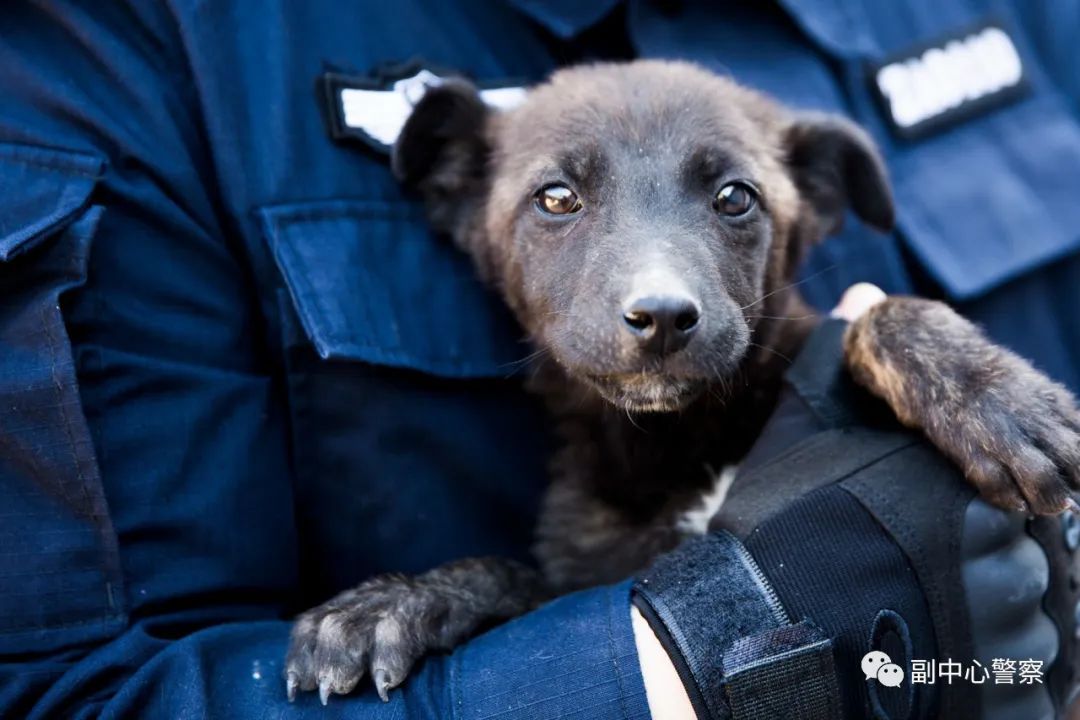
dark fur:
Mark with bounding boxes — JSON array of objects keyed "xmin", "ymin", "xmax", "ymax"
[
  {"xmin": 287, "ymin": 61, "xmax": 1080, "ymax": 702},
  {"xmin": 845, "ymin": 298, "xmax": 1080, "ymax": 514}
]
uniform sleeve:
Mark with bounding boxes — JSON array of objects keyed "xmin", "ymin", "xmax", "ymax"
[
  {"xmin": 43, "ymin": 582, "xmax": 648, "ymax": 720},
  {"xmin": 0, "ymin": 2, "xmax": 298, "ymax": 715}
]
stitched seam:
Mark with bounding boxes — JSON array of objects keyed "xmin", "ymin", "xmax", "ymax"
[
  {"xmin": 265, "ymin": 204, "xmax": 425, "ymax": 225},
  {"xmin": 608, "ymin": 587, "xmax": 632, "ymax": 719},
  {"xmin": 0, "ymin": 152, "xmax": 100, "ymax": 178},
  {"xmin": 0, "ymin": 611, "xmax": 126, "ymax": 636},
  {"xmin": 452, "ymin": 647, "xmax": 463, "ymax": 720},
  {"xmin": 740, "ymin": 430, "xmax": 917, "ymax": 486},
  {"xmin": 40, "ymin": 296, "xmax": 116, "ymax": 617},
  {"xmin": 40, "ymin": 303, "xmax": 92, "ymax": 513}
]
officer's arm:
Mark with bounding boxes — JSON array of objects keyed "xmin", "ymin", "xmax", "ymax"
[
  {"xmin": 0, "ymin": 2, "xmax": 299, "ymax": 714},
  {"xmin": 634, "ymin": 605, "xmax": 699, "ymax": 719}
]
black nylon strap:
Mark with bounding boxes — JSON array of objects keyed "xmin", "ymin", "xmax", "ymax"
[
  {"xmin": 717, "ymin": 428, "xmax": 917, "ymax": 538},
  {"xmin": 715, "ymin": 319, "xmax": 917, "ymax": 538},
  {"xmin": 783, "ymin": 318, "xmax": 863, "ymax": 428},
  {"xmin": 724, "ymin": 621, "xmax": 843, "ymax": 720},
  {"xmin": 633, "ymin": 531, "xmax": 843, "ymax": 720}
]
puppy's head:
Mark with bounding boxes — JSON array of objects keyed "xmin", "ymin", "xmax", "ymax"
[{"xmin": 394, "ymin": 61, "xmax": 893, "ymax": 412}]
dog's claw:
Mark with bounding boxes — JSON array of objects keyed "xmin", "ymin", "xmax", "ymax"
[
  {"xmin": 286, "ymin": 564, "xmax": 517, "ymax": 704},
  {"xmin": 374, "ymin": 668, "xmax": 391, "ymax": 702},
  {"xmin": 319, "ymin": 678, "xmax": 332, "ymax": 706},
  {"xmin": 286, "ymin": 672, "xmax": 298, "ymax": 703}
]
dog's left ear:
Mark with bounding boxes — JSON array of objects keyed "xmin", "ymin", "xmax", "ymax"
[
  {"xmin": 392, "ymin": 80, "xmax": 491, "ymax": 235},
  {"xmin": 784, "ymin": 114, "xmax": 895, "ymax": 234}
]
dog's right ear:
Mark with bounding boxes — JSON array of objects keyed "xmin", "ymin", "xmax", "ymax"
[{"xmin": 392, "ymin": 80, "xmax": 491, "ymax": 234}]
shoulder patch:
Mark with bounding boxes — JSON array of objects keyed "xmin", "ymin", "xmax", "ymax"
[
  {"xmin": 321, "ymin": 62, "xmax": 526, "ymax": 154},
  {"xmin": 868, "ymin": 21, "xmax": 1028, "ymax": 141}
]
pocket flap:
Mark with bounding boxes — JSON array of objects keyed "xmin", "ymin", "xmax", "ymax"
[
  {"xmin": 0, "ymin": 143, "xmax": 104, "ymax": 261},
  {"xmin": 259, "ymin": 200, "xmax": 528, "ymax": 378},
  {"xmin": 891, "ymin": 92, "xmax": 1080, "ymax": 300},
  {"xmin": 765, "ymin": 5, "xmax": 1080, "ymax": 299}
]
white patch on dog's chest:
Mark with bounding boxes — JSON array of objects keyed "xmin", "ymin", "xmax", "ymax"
[{"xmin": 676, "ymin": 464, "xmax": 738, "ymax": 536}]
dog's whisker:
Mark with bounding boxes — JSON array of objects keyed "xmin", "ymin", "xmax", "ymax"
[
  {"xmin": 499, "ymin": 346, "xmax": 552, "ymax": 375},
  {"xmin": 743, "ymin": 314, "xmax": 817, "ymax": 321},
  {"xmin": 748, "ymin": 341, "xmax": 793, "ymax": 365},
  {"xmin": 739, "ymin": 265, "xmax": 838, "ymax": 311}
]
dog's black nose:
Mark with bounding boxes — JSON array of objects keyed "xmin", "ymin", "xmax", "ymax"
[{"xmin": 622, "ymin": 294, "xmax": 700, "ymax": 355}]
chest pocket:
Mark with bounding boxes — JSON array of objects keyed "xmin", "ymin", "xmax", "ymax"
[
  {"xmin": 0, "ymin": 143, "xmax": 125, "ymax": 653},
  {"xmin": 258, "ymin": 199, "xmax": 547, "ymax": 603},
  {"xmin": 776, "ymin": 0, "xmax": 1080, "ymax": 301},
  {"xmin": 259, "ymin": 199, "xmax": 526, "ymax": 377}
]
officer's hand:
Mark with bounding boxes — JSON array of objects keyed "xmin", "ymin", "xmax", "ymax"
[{"xmin": 830, "ymin": 282, "xmax": 886, "ymax": 322}]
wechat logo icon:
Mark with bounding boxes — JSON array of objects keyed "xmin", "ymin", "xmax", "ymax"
[{"xmin": 862, "ymin": 650, "xmax": 905, "ymax": 688}]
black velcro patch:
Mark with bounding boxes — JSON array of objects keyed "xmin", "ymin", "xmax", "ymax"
[
  {"xmin": 320, "ymin": 60, "xmax": 525, "ymax": 155},
  {"xmin": 868, "ymin": 20, "xmax": 1029, "ymax": 141}
]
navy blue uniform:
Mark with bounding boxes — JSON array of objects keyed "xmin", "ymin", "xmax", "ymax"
[{"xmin": 2, "ymin": 1, "xmax": 1078, "ymax": 717}]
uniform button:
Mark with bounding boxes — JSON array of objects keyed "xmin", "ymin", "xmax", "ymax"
[{"xmin": 1063, "ymin": 513, "xmax": 1080, "ymax": 551}]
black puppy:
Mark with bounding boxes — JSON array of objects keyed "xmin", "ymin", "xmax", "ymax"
[{"xmin": 286, "ymin": 60, "xmax": 1080, "ymax": 703}]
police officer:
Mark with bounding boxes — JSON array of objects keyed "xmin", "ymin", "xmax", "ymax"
[{"xmin": 1, "ymin": 1, "xmax": 1078, "ymax": 718}]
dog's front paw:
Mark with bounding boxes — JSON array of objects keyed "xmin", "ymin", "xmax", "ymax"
[
  {"xmin": 285, "ymin": 574, "xmax": 442, "ymax": 704},
  {"xmin": 944, "ymin": 371, "xmax": 1080, "ymax": 515},
  {"xmin": 846, "ymin": 298, "xmax": 1080, "ymax": 514},
  {"xmin": 284, "ymin": 557, "xmax": 540, "ymax": 704}
]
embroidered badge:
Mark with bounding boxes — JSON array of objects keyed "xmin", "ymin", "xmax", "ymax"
[
  {"xmin": 868, "ymin": 22, "xmax": 1028, "ymax": 140},
  {"xmin": 322, "ymin": 61, "xmax": 526, "ymax": 153}
]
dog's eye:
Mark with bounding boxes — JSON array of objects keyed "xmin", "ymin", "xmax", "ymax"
[
  {"xmin": 713, "ymin": 182, "xmax": 757, "ymax": 217},
  {"xmin": 536, "ymin": 184, "xmax": 583, "ymax": 215}
]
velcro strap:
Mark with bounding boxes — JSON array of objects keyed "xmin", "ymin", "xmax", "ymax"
[
  {"xmin": 633, "ymin": 531, "xmax": 842, "ymax": 720},
  {"xmin": 725, "ymin": 622, "xmax": 842, "ymax": 720}
]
